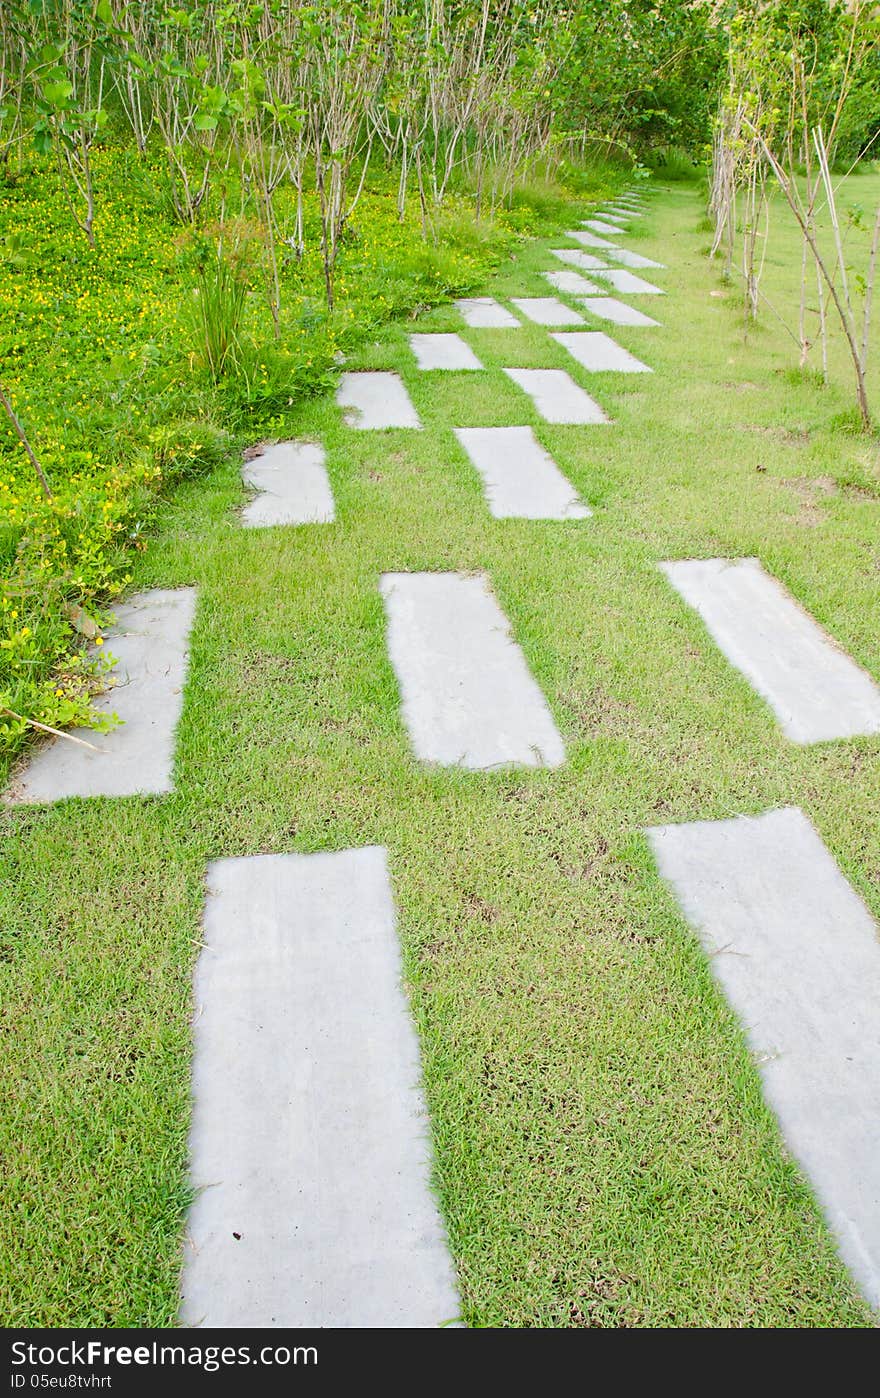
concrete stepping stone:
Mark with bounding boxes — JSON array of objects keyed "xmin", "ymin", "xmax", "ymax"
[
  {"xmin": 541, "ymin": 269, "xmax": 602, "ymax": 296},
  {"xmin": 567, "ymin": 229, "xmax": 616, "ymax": 250},
  {"xmin": 606, "ymin": 247, "xmax": 666, "ymax": 271},
  {"xmin": 337, "ymin": 371, "xmax": 422, "ymax": 429},
  {"xmin": 605, "ymin": 205, "xmax": 642, "ymax": 218},
  {"xmin": 593, "ymin": 269, "xmax": 665, "ymax": 295},
  {"xmin": 181, "ymin": 846, "xmax": 460, "ymax": 1328},
  {"xmin": 242, "ymin": 441, "xmax": 334, "ymax": 527},
  {"xmin": 380, "ymin": 572, "xmax": 565, "ymax": 769},
  {"xmin": 7, "ymin": 589, "xmax": 197, "ymax": 804},
  {"xmin": 595, "ymin": 213, "xmax": 629, "ymax": 227},
  {"xmin": 454, "ymin": 426, "xmax": 591, "ymax": 521},
  {"xmin": 503, "ymin": 368, "xmax": 610, "ymax": 425},
  {"xmin": 552, "ymin": 331, "xmax": 652, "ymax": 374},
  {"xmin": 510, "ymin": 296, "xmax": 584, "ymax": 327},
  {"xmin": 551, "ymin": 248, "xmax": 610, "ymax": 271},
  {"xmin": 578, "ymin": 296, "xmax": 660, "ymax": 327},
  {"xmin": 583, "ymin": 218, "xmax": 627, "ymax": 235},
  {"xmin": 455, "ymin": 296, "xmax": 520, "ymax": 329},
  {"xmin": 410, "ymin": 332, "xmax": 483, "ymax": 371},
  {"xmin": 646, "ymin": 806, "xmax": 880, "ymax": 1308},
  {"xmin": 660, "ymin": 557, "xmax": 880, "ymax": 743}
]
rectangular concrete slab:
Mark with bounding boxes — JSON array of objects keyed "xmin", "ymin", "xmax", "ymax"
[
  {"xmin": 510, "ymin": 296, "xmax": 584, "ymax": 327},
  {"xmin": 7, "ymin": 589, "xmax": 196, "ymax": 804},
  {"xmin": 454, "ymin": 425, "xmax": 591, "ymax": 521},
  {"xmin": 337, "ymin": 371, "xmax": 422, "ymax": 429},
  {"xmin": 455, "ymin": 296, "xmax": 520, "ymax": 329},
  {"xmin": 646, "ymin": 806, "xmax": 880, "ymax": 1308},
  {"xmin": 593, "ymin": 268, "xmax": 665, "ymax": 295},
  {"xmin": 242, "ymin": 441, "xmax": 335, "ymax": 527},
  {"xmin": 410, "ymin": 332, "xmax": 483, "ymax": 371},
  {"xmin": 552, "ymin": 331, "xmax": 652, "ymax": 374},
  {"xmin": 578, "ymin": 296, "xmax": 660, "ymax": 327},
  {"xmin": 660, "ymin": 557, "xmax": 880, "ymax": 743},
  {"xmin": 503, "ymin": 367, "xmax": 610, "ymax": 425},
  {"xmin": 606, "ymin": 247, "xmax": 666, "ymax": 271},
  {"xmin": 380, "ymin": 571, "xmax": 565, "ymax": 769},
  {"xmin": 583, "ymin": 218, "xmax": 627, "ymax": 235},
  {"xmin": 595, "ymin": 213, "xmax": 629, "ymax": 227},
  {"xmin": 567, "ymin": 229, "xmax": 616, "ymax": 250},
  {"xmin": 605, "ymin": 207, "xmax": 642, "ymax": 219},
  {"xmin": 181, "ymin": 846, "xmax": 460, "ymax": 1328},
  {"xmin": 541, "ymin": 269, "xmax": 601, "ymax": 296},
  {"xmin": 551, "ymin": 248, "xmax": 610, "ymax": 271}
]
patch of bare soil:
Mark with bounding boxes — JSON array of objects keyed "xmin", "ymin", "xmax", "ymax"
[
  {"xmin": 842, "ymin": 481, "xmax": 880, "ymax": 501},
  {"xmin": 742, "ymin": 424, "xmax": 811, "ymax": 446},
  {"xmin": 242, "ymin": 440, "xmax": 274, "ymax": 461},
  {"xmin": 783, "ymin": 474, "xmax": 838, "ymax": 497}
]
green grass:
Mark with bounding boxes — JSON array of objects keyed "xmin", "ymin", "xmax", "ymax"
[
  {"xmin": 1, "ymin": 172, "xmax": 879, "ymax": 1326},
  {"xmin": 1, "ymin": 149, "xmax": 622, "ymax": 748}
]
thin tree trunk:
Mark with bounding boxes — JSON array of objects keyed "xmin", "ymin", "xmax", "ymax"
[{"xmin": 0, "ymin": 383, "xmax": 52, "ymax": 499}]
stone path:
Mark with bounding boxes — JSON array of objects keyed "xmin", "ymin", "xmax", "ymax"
[
  {"xmin": 336, "ymin": 370, "xmax": 422, "ymax": 429},
  {"xmin": 510, "ymin": 296, "xmax": 585, "ymax": 326},
  {"xmin": 577, "ymin": 296, "xmax": 660, "ymax": 327},
  {"xmin": 242, "ymin": 441, "xmax": 335, "ymax": 527},
  {"xmin": 661, "ymin": 558, "xmax": 880, "ymax": 743},
  {"xmin": 542, "ymin": 269, "xmax": 602, "ymax": 296},
  {"xmin": 603, "ymin": 247, "xmax": 666, "ymax": 271},
  {"xmin": 503, "ymin": 367, "xmax": 610, "ymax": 424},
  {"xmin": 593, "ymin": 269, "xmax": 665, "ymax": 295},
  {"xmin": 13, "ymin": 184, "xmax": 880, "ymax": 1321},
  {"xmin": 410, "ymin": 332, "xmax": 483, "ymax": 370},
  {"xmin": 455, "ymin": 296, "xmax": 520, "ymax": 328},
  {"xmin": 454, "ymin": 426, "xmax": 592, "ymax": 520},
  {"xmin": 551, "ymin": 248, "xmax": 611, "ymax": 272},
  {"xmin": 647, "ymin": 807, "xmax": 880, "ymax": 1308},
  {"xmin": 380, "ymin": 572, "xmax": 565, "ymax": 769},
  {"xmin": 568, "ymin": 229, "xmax": 617, "ymax": 250},
  {"xmin": 583, "ymin": 218, "xmax": 628, "ymax": 235},
  {"xmin": 9, "ymin": 589, "xmax": 196, "ymax": 803},
  {"xmin": 552, "ymin": 331, "xmax": 652, "ymax": 374},
  {"xmin": 182, "ymin": 846, "xmax": 460, "ymax": 1327}
]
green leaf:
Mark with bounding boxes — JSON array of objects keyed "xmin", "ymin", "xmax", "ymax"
[
  {"xmin": 42, "ymin": 80, "xmax": 73, "ymax": 108},
  {"xmin": 192, "ymin": 114, "xmax": 218, "ymax": 131}
]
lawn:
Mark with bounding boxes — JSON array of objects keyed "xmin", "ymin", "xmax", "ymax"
[
  {"xmin": 0, "ymin": 150, "xmax": 579, "ymax": 748},
  {"xmin": 1, "ymin": 168, "xmax": 879, "ymax": 1326}
]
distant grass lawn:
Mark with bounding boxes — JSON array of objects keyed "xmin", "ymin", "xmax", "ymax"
[{"xmin": 2, "ymin": 173, "xmax": 879, "ymax": 1326}]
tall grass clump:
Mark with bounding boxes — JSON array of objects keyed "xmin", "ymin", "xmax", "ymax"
[{"xmin": 194, "ymin": 250, "xmax": 249, "ymax": 382}]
